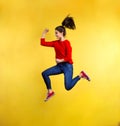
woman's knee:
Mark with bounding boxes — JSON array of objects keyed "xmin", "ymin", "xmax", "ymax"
[
  {"xmin": 65, "ymin": 85, "xmax": 71, "ymax": 91},
  {"xmin": 42, "ymin": 71, "xmax": 46, "ymax": 77}
]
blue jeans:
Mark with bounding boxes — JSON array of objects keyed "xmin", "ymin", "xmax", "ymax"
[{"xmin": 42, "ymin": 62, "xmax": 80, "ymax": 90}]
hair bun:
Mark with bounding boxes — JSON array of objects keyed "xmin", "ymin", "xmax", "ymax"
[{"xmin": 62, "ymin": 15, "xmax": 76, "ymax": 30}]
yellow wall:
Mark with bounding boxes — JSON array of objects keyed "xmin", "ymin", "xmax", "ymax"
[{"xmin": 0, "ymin": 0, "xmax": 120, "ymax": 126}]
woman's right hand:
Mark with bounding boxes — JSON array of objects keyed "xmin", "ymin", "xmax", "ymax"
[
  {"xmin": 41, "ymin": 29, "xmax": 49, "ymax": 38},
  {"xmin": 43, "ymin": 29, "xmax": 49, "ymax": 34}
]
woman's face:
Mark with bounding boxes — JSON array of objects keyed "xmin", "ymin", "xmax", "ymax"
[{"xmin": 55, "ymin": 30, "xmax": 64, "ymax": 40}]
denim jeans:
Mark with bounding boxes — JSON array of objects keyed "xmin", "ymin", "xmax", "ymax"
[{"xmin": 42, "ymin": 62, "xmax": 80, "ymax": 90}]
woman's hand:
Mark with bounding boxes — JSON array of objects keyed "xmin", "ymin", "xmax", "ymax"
[
  {"xmin": 56, "ymin": 58, "xmax": 64, "ymax": 63},
  {"xmin": 43, "ymin": 29, "xmax": 49, "ymax": 34},
  {"xmin": 41, "ymin": 29, "xmax": 49, "ymax": 38}
]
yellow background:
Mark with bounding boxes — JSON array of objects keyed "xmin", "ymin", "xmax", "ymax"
[{"xmin": 0, "ymin": 0, "xmax": 120, "ymax": 126}]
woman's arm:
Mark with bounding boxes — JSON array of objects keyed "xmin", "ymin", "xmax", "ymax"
[
  {"xmin": 40, "ymin": 29, "xmax": 54, "ymax": 47},
  {"xmin": 63, "ymin": 41, "xmax": 72, "ymax": 62}
]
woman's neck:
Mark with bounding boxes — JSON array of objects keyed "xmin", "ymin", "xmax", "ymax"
[{"xmin": 60, "ymin": 36, "xmax": 65, "ymax": 41}]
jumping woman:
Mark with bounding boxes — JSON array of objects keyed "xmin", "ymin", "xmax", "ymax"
[{"xmin": 40, "ymin": 15, "xmax": 90, "ymax": 101}]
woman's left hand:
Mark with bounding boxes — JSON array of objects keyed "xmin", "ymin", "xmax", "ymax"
[{"xmin": 56, "ymin": 59, "xmax": 64, "ymax": 63}]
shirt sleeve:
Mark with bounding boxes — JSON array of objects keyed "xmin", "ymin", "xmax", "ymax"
[
  {"xmin": 64, "ymin": 41, "xmax": 72, "ymax": 62},
  {"xmin": 40, "ymin": 38, "xmax": 54, "ymax": 47}
]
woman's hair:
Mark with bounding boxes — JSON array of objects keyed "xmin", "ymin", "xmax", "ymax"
[{"xmin": 55, "ymin": 15, "xmax": 76, "ymax": 36}]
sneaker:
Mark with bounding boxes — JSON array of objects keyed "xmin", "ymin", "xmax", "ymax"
[
  {"xmin": 81, "ymin": 71, "xmax": 90, "ymax": 81},
  {"xmin": 44, "ymin": 91, "xmax": 55, "ymax": 102}
]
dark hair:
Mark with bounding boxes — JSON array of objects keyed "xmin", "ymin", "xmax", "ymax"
[{"xmin": 55, "ymin": 15, "xmax": 76, "ymax": 36}]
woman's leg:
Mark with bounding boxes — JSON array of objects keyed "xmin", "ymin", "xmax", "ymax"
[
  {"xmin": 62, "ymin": 63, "xmax": 81, "ymax": 90},
  {"xmin": 42, "ymin": 64, "xmax": 62, "ymax": 90}
]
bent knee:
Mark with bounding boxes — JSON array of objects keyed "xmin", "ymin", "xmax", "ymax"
[
  {"xmin": 65, "ymin": 86, "xmax": 71, "ymax": 91},
  {"xmin": 42, "ymin": 71, "xmax": 46, "ymax": 77}
]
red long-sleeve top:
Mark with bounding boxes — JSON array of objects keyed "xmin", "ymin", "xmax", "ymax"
[{"xmin": 40, "ymin": 38, "xmax": 73, "ymax": 64}]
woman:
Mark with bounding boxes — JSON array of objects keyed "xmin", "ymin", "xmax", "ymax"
[{"xmin": 40, "ymin": 15, "xmax": 90, "ymax": 101}]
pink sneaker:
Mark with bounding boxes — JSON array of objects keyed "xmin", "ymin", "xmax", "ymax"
[
  {"xmin": 81, "ymin": 71, "xmax": 90, "ymax": 81},
  {"xmin": 44, "ymin": 91, "xmax": 55, "ymax": 102}
]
